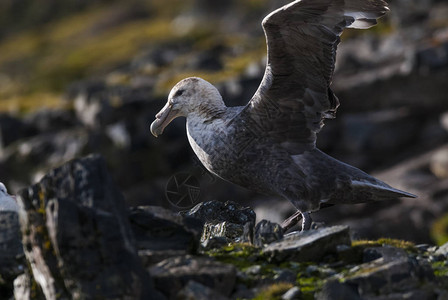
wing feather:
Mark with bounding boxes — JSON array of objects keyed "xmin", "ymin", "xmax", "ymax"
[{"xmin": 244, "ymin": 0, "xmax": 388, "ymax": 154}]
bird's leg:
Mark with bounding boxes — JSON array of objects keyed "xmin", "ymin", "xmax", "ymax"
[
  {"xmin": 301, "ymin": 212, "xmax": 312, "ymax": 231},
  {"xmin": 281, "ymin": 210, "xmax": 303, "ymax": 233}
]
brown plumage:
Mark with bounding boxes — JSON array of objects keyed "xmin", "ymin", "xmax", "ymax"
[{"xmin": 150, "ymin": 0, "xmax": 416, "ymax": 231}]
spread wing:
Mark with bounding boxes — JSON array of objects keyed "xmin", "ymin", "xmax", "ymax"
[{"xmin": 244, "ymin": 0, "xmax": 388, "ymax": 154}]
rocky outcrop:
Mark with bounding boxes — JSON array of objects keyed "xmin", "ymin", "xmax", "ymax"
[
  {"xmin": 0, "ymin": 155, "xmax": 447, "ymax": 299},
  {"xmin": 129, "ymin": 205, "xmax": 203, "ymax": 266},
  {"xmin": 16, "ymin": 154, "xmax": 161, "ymax": 300}
]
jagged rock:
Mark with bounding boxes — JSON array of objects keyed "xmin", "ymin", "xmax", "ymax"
[
  {"xmin": 0, "ymin": 211, "xmax": 24, "ymax": 299},
  {"xmin": 149, "ymin": 255, "xmax": 236, "ymax": 298},
  {"xmin": 17, "ymin": 154, "xmax": 161, "ymax": 300},
  {"xmin": 182, "ymin": 200, "xmax": 255, "ymax": 226},
  {"xmin": 181, "ymin": 200, "xmax": 256, "ymax": 246},
  {"xmin": 344, "ymin": 255, "xmax": 434, "ymax": 296},
  {"xmin": 254, "ymin": 219, "xmax": 283, "ymax": 247},
  {"xmin": 0, "ymin": 212, "xmax": 24, "ymax": 299},
  {"xmin": 176, "ymin": 280, "xmax": 229, "ymax": 300},
  {"xmin": 262, "ymin": 226, "xmax": 351, "ymax": 262},
  {"xmin": 202, "ymin": 221, "xmax": 246, "ymax": 246},
  {"xmin": 129, "ymin": 206, "xmax": 203, "ymax": 265}
]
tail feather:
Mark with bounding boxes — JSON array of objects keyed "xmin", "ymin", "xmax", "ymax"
[{"xmin": 351, "ymin": 180, "xmax": 417, "ymax": 199}]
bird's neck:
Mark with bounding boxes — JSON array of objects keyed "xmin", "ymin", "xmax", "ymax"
[{"xmin": 192, "ymin": 100, "xmax": 227, "ymax": 122}]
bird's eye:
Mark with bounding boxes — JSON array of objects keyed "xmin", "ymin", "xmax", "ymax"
[{"xmin": 174, "ymin": 89, "xmax": 184, "ymax": 97}]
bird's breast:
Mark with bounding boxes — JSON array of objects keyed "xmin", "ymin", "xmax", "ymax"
[{"xmin": 186, "ymin": 117, "xmax": 259, "ymax": 181}]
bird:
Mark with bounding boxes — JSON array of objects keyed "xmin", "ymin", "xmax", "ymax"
[
  {"xmin": 150, "ymin": 0, "xmax": 416, "ymax": 231},
  {"xmin": 0, "ymin": 182, "xmax": 19, "ymax": 212}
]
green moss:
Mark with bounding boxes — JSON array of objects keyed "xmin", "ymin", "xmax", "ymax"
[
  {"xmin": 431, "ymin": 213, "xmax": 448, "ymax": 246},
  {"xmin": 432, "ymin": 261, "xmax": 448, "ymax": 278},
  {"xmin": 352, "ymin": 238, "xmax": 417, "ymax": 253},
  {"xmin": 203, "ymin": 242, "xmax": 261, "ymax": 269},
  {"xmin": 252, "ymin": 282, "xmax": 294, "ymax": 300}
]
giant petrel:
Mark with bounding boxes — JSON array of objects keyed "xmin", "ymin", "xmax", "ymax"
[{"xmin": 150, "ymin": 0, "xmax": 416, "ymax": 231}]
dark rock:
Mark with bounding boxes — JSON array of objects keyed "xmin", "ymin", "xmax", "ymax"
[
  {"xmin": 181, "ymin": 200, "xmax": 255, "ymax": 227},
  {"xmin": 182, "ymin": 200, "xmax": 256, "ymax": 245},
  {"xmin": 0, "ymin": 113, "xmax": 36, "ymax": 148},
  {"xmin": 262, "ymin": 226, "xmax": 351, "ymax": 262},
  {"xmin": 0, "ymin": 211, "xmax": 24, "ymax": 300},
  {"xmin": 24, "ymin": 109, "xmax": 79, "ymax": 134},
  {"xmin": 345, "ymin": 255, "xmax": 434, "ymax": 296},
  {"xmin": 361, "ymin": 289, "xmax": 437, "ymax": 300},
  {"xmin": 149, "ymin": 255, "xmax": 236, "ymax": 298},
  {"xmin": 417, "ymin": 42, "xmax": 448, "ymax": 71},
  {"xmin": 363, "ymin": 246, "xmax": 408, "ymax": 263},
  {"xmin": 0, "ymin": 129, "xmax": 90, "ymax": 183},
  {"xmin": 128, "ymin": 206, "xmax": 203, "ymax": 265},
  {"xmin": 201, "ymin": 236, "xmax": 229, "ymax": 250},
  {"xmin": 0, "ymin": 212, "xmax": 23, "ymax": 277},
  {"xmin": 316, "ymin": 280, "xmax": 361, "ymax": 300},
  {"xmin": 177, "ymin": 281, "xmax": 229, "ymax": 300},
  {"xmin": 254, "ymin": 219, "xmax": 283, "ymax": 247},
  {"xmin": 274, "ymin": 269, "xmax": 297, "ymax": 284},
  {"xmin": 17, "ymin": 154, "xmax": 161, "ymax": 300}
]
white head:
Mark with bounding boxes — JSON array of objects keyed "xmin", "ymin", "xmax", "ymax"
[{"xmin": 150, "ymin": 77, "xmax": 225, "ymax": 137}]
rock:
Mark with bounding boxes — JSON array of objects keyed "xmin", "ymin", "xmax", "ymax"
[
  {"xmin": 429, "ymin": 148, "xmax": 448, "ymax": 179},
  {"xmin": 345, "ymin": 255, "xmax": 434, "ymax": 296},
  {"xmin": 316, "ymin": 280, "xmax": 361, "ymax": 300},
  {"xmin": 274, "ymin": 269, "xmax": 297, "ymax": 284},
  {"xmin": 362, "ymin": 246, "xmax": 408, "ymax": 263},
  {"xmin": 149, "ymin": 255, "xmax": 236, "ymax": 298},
  {"xmin": 435, "ymin": 241, "xmax": 448, "ymax": 257},
  {"xmin": 254, "ymin": 219, "xmax": 283, "ymax": 247},
  {"xmin": 0, "ymin": 211, "xmax": 23, "ymax": 280},
  {"xmin": 262, "ymin": 226, "xmax": 351, "ymax": 262},
  {"xmin": 361, "ymin": 289, "xmax": 438, "ymax": 300},
  {"xmin": 128, "ymin": 206, "xmax": 203, "ymax": 265},
  {"xmin": 281, "ymin": 286, "xmax": 302, "ymax": 300},
  {"xmin": 74, "ymin": 92, "xmax": 112, "ymax": 128},
  {"xmin": 201, "ymin": 236, "xmax": 228, "ymax": 250},
  {"xmin": 0, "ymin": 129, "xmax": 90, "ymax": 183},
  {"xmin": 182, "ymin": 200, "xmax": 255, "ymax": 227},
  {"xmin": 416, "ymin": 41, "xmax": 448, "ymax": 72},
  {"xmin": 0, "ymin": 113, "xmax": 36, "ymax": 149},
  {"xmin": 202, "ymin": 221, "xmax": 246, "ymax": 246},
  {"xmin": 24, "ymin": 109, "xmax": 78, "ymax": 134},
  {"xmin": 177, "ymin": 281, "xmax": 229, "ymax": 300},
  {"xmin": 0, "ymin": 211, "xmax": 24, "ymax": 299},
  {"xmin": 181, "ymin": 200, "xmax": 256, "ymax": 246},
  {"xmin": 17, "ymin": 154, "xmax": 162, "ymax": 300}
]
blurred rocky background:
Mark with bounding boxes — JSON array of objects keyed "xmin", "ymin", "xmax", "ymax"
[{"xmin": 1, "ymin": 0, "xmax": 448, "ymax": 245}]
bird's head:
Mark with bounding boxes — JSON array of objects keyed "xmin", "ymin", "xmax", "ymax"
[{"xmin": 150, "ymin": 77, "xmax": 224, "ymax": 137}]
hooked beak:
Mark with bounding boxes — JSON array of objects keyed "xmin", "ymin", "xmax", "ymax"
[{"xmin": 150, "ymin": 102, "xmax": 179, "ymax": 137}]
